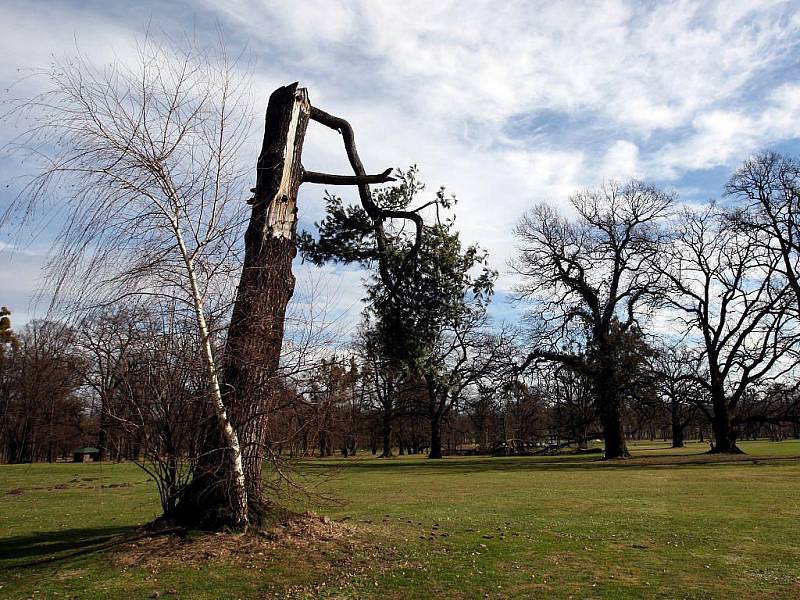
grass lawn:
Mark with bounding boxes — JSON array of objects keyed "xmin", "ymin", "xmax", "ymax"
[{"xmin": 1, "ymin": 440, "xmax": 799, "ymax": 599}]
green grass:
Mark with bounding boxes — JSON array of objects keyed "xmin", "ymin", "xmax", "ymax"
[{"xmin": 2, "ymin": 440, "xmax": 800, "ymax": 599}]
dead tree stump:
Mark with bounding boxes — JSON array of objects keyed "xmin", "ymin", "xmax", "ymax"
[
  {"xmin": 222, "ymin": 83, "xmax": 310, "ymax": 505},
  {"xmin": 175, "ymin": 83, "xmax": 407, "ymax": 528}
]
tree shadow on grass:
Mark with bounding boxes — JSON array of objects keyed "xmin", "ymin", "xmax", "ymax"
[
  {"xmin": 0, "ymin": 525, "xmax": 181, "ymax": 569},
  {"xmin": 0, "ymin": 526, "xmax": 132, "ymax": 566},
  {"xmin": 301, "ymin": 453, "xmax": 800, "ymax": 476}
]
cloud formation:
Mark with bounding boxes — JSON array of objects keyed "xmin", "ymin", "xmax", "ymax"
[{"xmin": 2, "ymin": 0, "xmax": 800, "ymax": 327}]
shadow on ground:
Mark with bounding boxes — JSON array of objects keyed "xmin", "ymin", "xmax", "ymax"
[
  {"xmin": 300, "ymin": 453, "xmax": 800, "ymax": 476},
  {"xmin": 0, "ymin": 525, "xmax": 133, "ymax": 567}
]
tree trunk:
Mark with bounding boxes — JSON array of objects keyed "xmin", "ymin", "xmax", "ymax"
[
  {"xmin": 380, "ymin": 410, "xmax": 393, "ymax": 458},
  {"xmin": 225, "ymin": 82, "xmax": 310, "ymax": 495},
  {"xmin": 97, "ymin": 411, "xmax": 108, "ymax": 462},
  {"xmin": 709, "ymin": 396, "xmax": 742, "ymax": 454},
  {"xmin": 429, "ymin": 413, "xmax": 443, "ymax": 459},
  {"xmin": 595, "ymin": 368, "xmax": 630, "ymax": 459},
  {"xmin": 600, "ymin": 402, "xmax": 629, "ymax": 459},
  {"xmin": 319, "ymin": 431, "xmax": 329, "ymax": 457},
  {"xmin": 671, "ymin": 421, "xmax": 685, "ymax": 448},
  {"xmin": 671, "ymin": 400, "xmax": 685, "ymax": 448},
  {"xmin": 174, "ymin": 83, "xmax": 310, "ymax": 528}
]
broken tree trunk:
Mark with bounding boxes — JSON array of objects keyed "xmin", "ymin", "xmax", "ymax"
[
  {"xmin": 173, "ymin": 84, "xmax": 310, "ymax": 528},
  {"xmin": 222, "ymin": 83, "xmax": 310, "ymax": 512},
  {"xmin": 174, "ymin": 83, "xmax": 400, "ymax": 528}
]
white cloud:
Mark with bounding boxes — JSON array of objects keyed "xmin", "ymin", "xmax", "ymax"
[
  {"xmin": 0, "ymin": 4, "xmax": 140, "ymax": 91},
  {"xmin": 207, "ymin": 1, "xmax": 799, "ymax": 136},
  {"xmin": 653, "ymin": 83, "xmax": 800, "ymax": 177},
  {"xmin": 2, "ymin": 0, "xmax": 800, "ymax": 327},
  {"xmin": 602, "ymin": 140, "xmax": 641, "ymax": 181}
]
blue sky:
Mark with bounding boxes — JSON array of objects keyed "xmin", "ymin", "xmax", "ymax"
[{"xmin": 2, "ymin": 0, "xmax": 800, "ymax": 330}]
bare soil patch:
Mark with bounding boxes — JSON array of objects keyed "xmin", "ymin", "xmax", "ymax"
[{"xmin": 113, "ymin": 511, "xmax": 357, "ymax": 573}]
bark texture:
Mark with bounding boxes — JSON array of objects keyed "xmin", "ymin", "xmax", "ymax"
[
  {"xmin": 593, "ymin": 353, "xmax": 630, "ymax": 459},
  {"xmin": 380, "ymin": 411, "xmax": 393, "ymax": 458},
  {"xmin": 597, "ymin": 389, "xmax": 629, "ymax": 459},
  {"xmin": 174, "ymin": 84, "xmax": 310, "ymax": 528},
  {"xmin": 223, "ymin": 83, "xmax": 310, "ymax": 502},
  {"xmin": 429, "ymin": 414, "xmax": 443, "ymax": 459},
  {"xmin": 670, "ymin": 401, "xmax": 685, "ymax": 448},
  {"xmin": 708, "ymin": 394, "xmax": 742, "ymax": 454}
]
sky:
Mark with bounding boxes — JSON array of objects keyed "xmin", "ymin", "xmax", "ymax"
[{"xmin": 1, "ymin": 0, "xmax": 800, "ymax": 330}]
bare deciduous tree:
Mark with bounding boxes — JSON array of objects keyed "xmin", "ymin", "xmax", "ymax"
[
  {"xmin": 659, "ymin": 203, "xmax": 797, "ymax": 453},
  {"xmin": 0, "ymin": 320, "xmax": 84, "ymax": 463},
  {"xmin": 76, "ymin": 308, "xmax": 138, "ymax": 462},
  {"xmin": 651, "ymin": 345, "xmax": 702, "ymax": 448},
  {"xmin": 3, "ymin": 38, "xmax": 253, "ymax": 526},
  {"xmin": 108, "ymin": 302, "xmax": 210, "ymax": 515},
  {"xmin": 419, "ymin": 311, "xmax": 506, "ymax": 459},
  {"xmin": 726, "ymin": 152, "xmax": 800, "ymax": 315},
  {"xmin": 355, "ymin": 325, "xmax": 403, "ymax": 458},
  {"xmin": 512, "ymin": 180, "xmax": 673, "ymax": 458}
]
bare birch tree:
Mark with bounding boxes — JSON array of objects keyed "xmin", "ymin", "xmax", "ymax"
[{"xmin": 3, "ymin": 38, "xmax": 253, "ymax": 526}]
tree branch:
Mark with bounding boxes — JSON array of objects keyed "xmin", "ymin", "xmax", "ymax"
[
  {"xmin": 301, "ymin": 167, "xmax": 395, "ymax": 186},
  {"xmin": 308, "ymin": 104, "xmax": 425, "ymax": 302}
]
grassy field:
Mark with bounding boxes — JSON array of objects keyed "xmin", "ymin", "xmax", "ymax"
[{"xmin": 2, "ymin": 440, "xmax": 800, "ymax": 599}]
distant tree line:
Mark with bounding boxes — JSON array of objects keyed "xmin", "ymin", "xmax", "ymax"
[
  {"xmin": 1, "ymin": 312, "xmax": 798, "ymax": 468},
  {"xmin": 3, "ymin": 152, "xmax": 800, "ymax": 473}
]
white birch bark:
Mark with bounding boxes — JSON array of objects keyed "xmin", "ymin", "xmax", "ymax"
[{"xmin": 175, "ymin": 224, "xmax": 249, "ymax": 528}]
